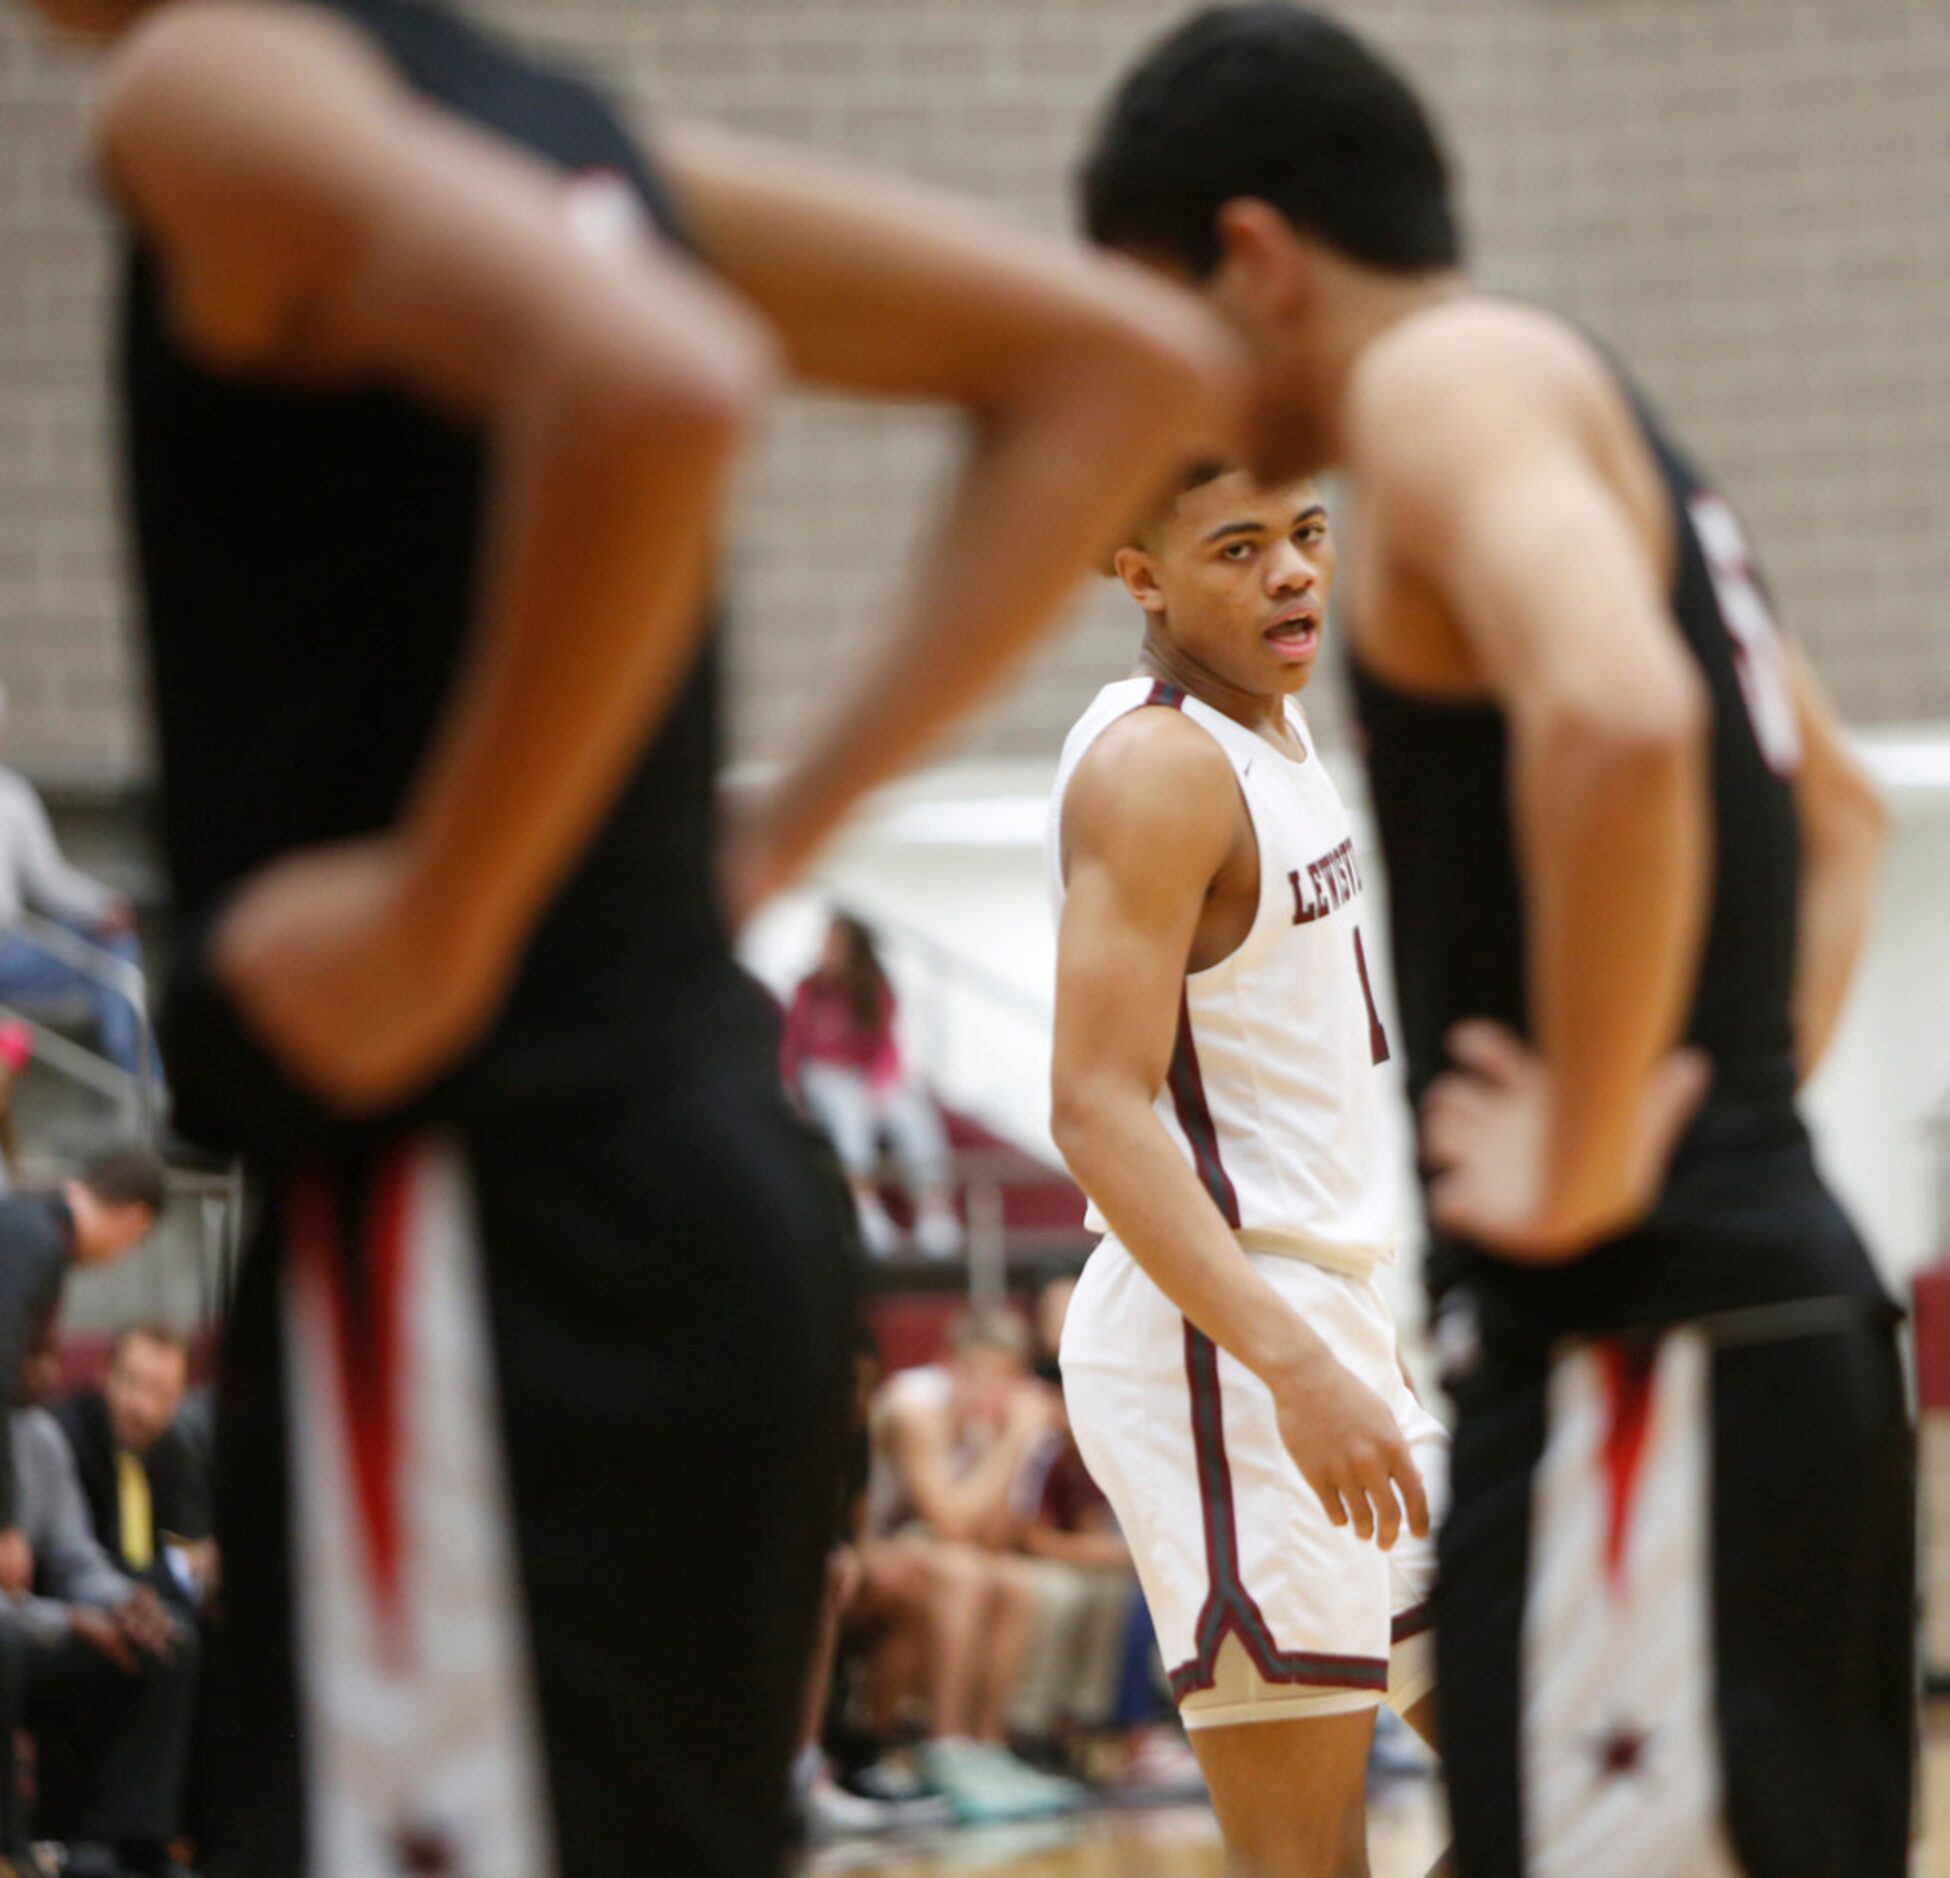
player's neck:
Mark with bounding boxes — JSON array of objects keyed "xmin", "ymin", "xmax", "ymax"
[
  {"xmin": 1136, "ymin": 642, "xmax": 1292, "ymax": 745},
  {"xmin": 1304, "ymin": 265, "xmax": 1466, "ymax": 464}
]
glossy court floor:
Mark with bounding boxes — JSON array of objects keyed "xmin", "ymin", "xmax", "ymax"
[{"xmin": 805, "ymin": 1700, "xmax": 1950, "ymax": 1877}]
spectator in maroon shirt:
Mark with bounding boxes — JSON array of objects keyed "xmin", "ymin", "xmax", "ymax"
[{"xmin": 782, "ymin": 916, "xmax": 961, "ymax": 1259}]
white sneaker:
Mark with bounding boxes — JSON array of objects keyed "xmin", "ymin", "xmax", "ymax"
[{"xmin": 802, "ymin": 1771, "xmax": 921, "ymax": 1841}]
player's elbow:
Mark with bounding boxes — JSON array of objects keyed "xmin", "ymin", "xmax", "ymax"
[
  {"xmin": 1547, "ymin": 653, "xmax": 1709, "ymax": 785},
  {"xmin": 1818, "ymin": 754, "xmax": 1890, "ymax": 858},
  {"xmin": 1049, "ymin": 1070, "xmax": 1124, "ymax": 1182},
  {"xmin": 1092, "ymin": 293, "xmax": 1246, "ymax": 440},
  {"xmin": 579, "ymin": 286, "xmax": 778, "ymax": 463}
]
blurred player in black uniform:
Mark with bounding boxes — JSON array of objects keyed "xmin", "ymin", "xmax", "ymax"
[
  {"xmin": 1082, "ymin": 7, "xmax": 1910, "ymax": 1873},
  {"xmin": 9, "ymin": 1, "xmax": 1239, "ymax": 1871}
]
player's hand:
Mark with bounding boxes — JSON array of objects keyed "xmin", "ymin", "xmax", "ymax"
[
  {"xmin": 213, "ymin": 834, "xmax": 514, "ymax": 1114},
  {"xmin": 1268, "ymin": 1352, "xmax": 1428, "ymax": 1551},
  {"xmin": 70, "ymin": 1605, "xmax": 139, "ymax": 1674},
  {"xmin": 1003, "ymin": 1380, "xmax": 1061, "ymax": 1446},
  {"xmin": 1422, "ymin": 1020, "xmax": 1710, "ymax": 1262},
  {"xmin": 115, "ymin": 1585, "xmax": 178, "ymax": 1661},
  {"xmin": 0, "ymin": 1527, "xmax": 32, "ymax": 1595}
]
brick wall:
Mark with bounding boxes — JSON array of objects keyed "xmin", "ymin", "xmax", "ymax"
[{"xmin": 2, "ymin": 0, "xmax": 1946, "ymax": 782}]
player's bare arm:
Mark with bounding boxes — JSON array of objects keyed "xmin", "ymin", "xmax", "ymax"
[
  {"xmin": 97, "ymin": 3, "xmax": 777, "ymax": 1108},
  {"xmin": 1355, "ymin": 308, "xmax": 1713, "ymax": 1259},
  {"xmin": 656, "ymin": 122, "xmax": 1247, "ymax": 915},
  {"xmin": 1051, "ymin": 709, "xmax": 1427, "ymax": 1548},
  {"xmin": 1785, "ymin": 646, "xmax": 1888, "ymax": 1083},
  {"xmin": 886, "ymin": 1391, "xmax": 1051, "ymax": 1548}
]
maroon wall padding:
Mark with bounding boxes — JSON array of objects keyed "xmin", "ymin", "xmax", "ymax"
[{"xmin": 1915, "ymin": 1264, "xmax": 1950, "ymax": 1411}]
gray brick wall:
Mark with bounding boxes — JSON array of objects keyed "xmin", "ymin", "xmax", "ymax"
[{"xmin": 2, "ymin": 0, "xmax": 1945, "ymax": 783}]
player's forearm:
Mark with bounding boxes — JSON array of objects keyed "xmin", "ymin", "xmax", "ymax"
[
  {"xmin": 1793, "ymin": 798, "xmax": 1886, "ymax": 1085},
  {"xmin": 1021, "ymin": 1526, "xmax": 1129, "ymax": 1571},
  {"xmin": 395, "ymin": 335, "xmax": 766, "ymax": 958},
  {"xmin": 1515, "ymin": 686, "xmax": 1710, "ymax": 1223},
  {"xmin": 749, "ymin": 347, "xmax": 1222, "ymax": 886},
  {"xmin": 914, "ymin": 1427, "xmax": 1040, "ymax": 1542},
  {"xmin": 1052, "ymin": 1086, "xmax": 1329, "ymax": 1389}
]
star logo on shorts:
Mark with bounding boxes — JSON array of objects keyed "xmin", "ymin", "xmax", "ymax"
[
  {"xmin": 1590, "ymin": 1720, "xmax": 1652, "ymax": 1781},
  {"xmin": 392, "ymin": 1822, "xmax": 459, "ymax": 1874}
]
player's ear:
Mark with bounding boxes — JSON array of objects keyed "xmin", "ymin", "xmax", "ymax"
[
  {"xmin": 1113, "ymin": 545, "xmax": 1167, "ymax": 614},
  {"xmin": 1214, "ymin": 197, "xmax": 1313, "ymax": 322}
]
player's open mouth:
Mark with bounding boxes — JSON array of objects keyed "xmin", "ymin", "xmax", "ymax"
[{"xmin": 1264, "ymin": 610, "xmax": 1321, "ymax": 661}]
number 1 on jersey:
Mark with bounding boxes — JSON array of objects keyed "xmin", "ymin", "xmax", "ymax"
[{"xmin": 1354, "ymin": 926, "xmax": 1391, "ymax": 1066}]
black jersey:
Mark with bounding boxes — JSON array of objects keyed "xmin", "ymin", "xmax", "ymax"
[
  {"xmin": 120, "ymin": 0, "xmax": 765, "ymax": 1153},
  {"xmin": 1352, "ymin": 348, "xmax": 1889, "ymax": 1347}
]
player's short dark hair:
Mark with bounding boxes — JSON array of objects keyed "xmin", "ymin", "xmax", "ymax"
[
  {"xmin": 112, "ymin": 1321, "xmax": 189, "ymax": 1366},
  {"xmin": 1117, "ymin": 458, "xmax": 1238, "ymax": 564},
  {"xmin": 79, "ymin": 1147, "xmax": 168, "ymax": 1216},
  {"xmin": 1081, "ymin": 3, "xmax": 1461, "ymax": 280}
]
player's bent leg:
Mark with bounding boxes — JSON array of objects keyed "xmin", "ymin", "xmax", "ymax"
[
  {"xmin": 1188, "ymin": 1705, "xmax": 1377, "ymax": 1878},
  {"xmin": 971, "ymin": 1552, "xmax": 1041, "ymax": 1742},
  {"xmin": 473, "ymin": 1071, "xmax": 860, "ymax": 1877}
]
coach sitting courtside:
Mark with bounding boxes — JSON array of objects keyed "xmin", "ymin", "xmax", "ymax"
[{"xmin": 55, "ymin": 1327, "xmax": 213, "ymax": 1613}]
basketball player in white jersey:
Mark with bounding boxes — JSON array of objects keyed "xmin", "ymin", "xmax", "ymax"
[{"xmin": 1049, "ymin": 465, "xmax": 1444, "ymax": 1875}]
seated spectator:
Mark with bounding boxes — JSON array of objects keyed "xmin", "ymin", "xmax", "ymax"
[
  {"xmin": 782, "ymin": 915, "xmax": 962, "ymax": 1260},
  {"xmin": 0, "ymin": 686, "xmax": 152, "ymax": 1080},
  {"xmin": 1007, "ymin": 1277, "xmax": 1138, "ymax": 1761},
  {"xmin": 852, "ymin": 1309, "xmax": 1076, "ymax": 1821},
  {"xmin": 0, "ymin": 1152, "xmax": 170, "ymax": 1602},
  {"xmin": 0, "ymin": 1332, "xmax": 196, "ymax": 1877},
  {"xmin": 54, "ymin": 1329, "xmax": 213, "ymax": 1614}
]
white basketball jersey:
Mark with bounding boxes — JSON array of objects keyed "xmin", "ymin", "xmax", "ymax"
[{"xmin": 1048, "ymin": 678, "xmax": 1398, "ymax": 1274}]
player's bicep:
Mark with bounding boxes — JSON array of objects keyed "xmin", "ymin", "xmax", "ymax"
[
  {"xmin": 1440, "ymin": 459, "xmax": 1692, "ymax": 739},
  {"xmin": 1787, "ymin": 645, "xmax": 1885, "ymax": 851},
  {"xmin": 101, "ymin": 6, "xmax": 765, "ymax": 417},
  {"xmin": 1051, "ymin": 728, "xmax": 1233, "ymax": 1123},
  {"xmin": 1362, "ymin": 323, "xmax": 1697, "ymax": 739}
]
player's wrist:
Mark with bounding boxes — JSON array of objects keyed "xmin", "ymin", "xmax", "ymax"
[{"xmin": 1242, "ymin": 1313, "xmax": 1333, "ymax": 1395}]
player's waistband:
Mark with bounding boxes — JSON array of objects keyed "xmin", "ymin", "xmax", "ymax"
[
  {"xmin": 1235, "ymin": 1227, "xmax": 1392, "ymax": 1279},
  {"xmin": 1091, "ymin": 1222, "xmax": 1391, "ymax": 1281}
]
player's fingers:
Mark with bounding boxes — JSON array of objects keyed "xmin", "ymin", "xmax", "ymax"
[
  {"xmin": 1343, "ymin": 1475, "xmax": 1376, "ymax": 1543},
  {"xmin": 1420, "ymin": 1073, "xmax": 1489, "ymax": 1130},
  {"xmin": 1444, "ymin": 1019, "xmax": 1529, "ymax": 1086},
  {"xmin": 1394, "ymin": 1450, "xmax": 1432, "ymax": 1540},
  {"xmin": 1368, "ymin": 1474, "xmax": 1402, "ymax": 1552},
  {"xmin": 1420, "ymin": 1093, "xmax": 1482, "ymax": 1169},
  {"xmin": 1426, "ymin": 1169, "xmax": 1475, "ymax": 1236},
  {"xmin": 1644, "ymin": 1049, "xmax": 1713, "ymax": 1162},
  {"xmin": 1313, "ymin": 1479, "xmax": 1351, "ymax": 1529}
]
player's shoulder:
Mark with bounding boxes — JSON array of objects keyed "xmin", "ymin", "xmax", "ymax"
[
  {"xmin": 1067, "ymin": 700, "xmax": 1238, "ymax": 822},
  {"xmin": 101, "ymin": 0, "xmax": 384, "ymax": 120},
  {"xmin": 1062, "ymin": 699, "xmax": 1241, "ymax": 878},
  {"xmin": 1347, "ymin": 297, "xmax": 1618, "ymax": 472},
  {"xmin": 97, "ymin": 0, "xmax": 398, "ymax": 205}
]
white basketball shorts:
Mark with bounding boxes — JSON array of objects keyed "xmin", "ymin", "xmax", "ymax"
[{"xmin": 1061, "ymin": 1236, "xmax": 1447, "ymax": 1730}]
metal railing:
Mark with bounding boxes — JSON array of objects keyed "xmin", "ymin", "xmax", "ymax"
[
  {"xmin": 0, "ymin": 909, "xmax": 164, "ymax": 1135},
  {"xmin": 0, "ymin": 910, "xmax": 247, "ymax": 1329}
]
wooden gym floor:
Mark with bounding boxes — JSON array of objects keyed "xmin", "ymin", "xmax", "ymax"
[{"xmin": 804, "ymin": 1700, "xmax": 1950, "ymax": 1877}]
